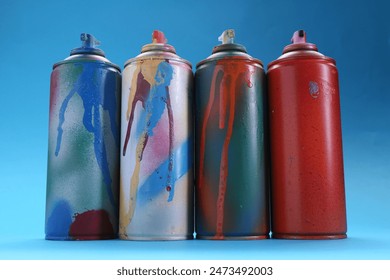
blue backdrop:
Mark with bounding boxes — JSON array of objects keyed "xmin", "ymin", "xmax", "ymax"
[{"xmin": 0, "ymin": 0, "xmax": 389, "ymax": 259}]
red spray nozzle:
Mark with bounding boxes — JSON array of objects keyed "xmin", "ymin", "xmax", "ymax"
[
  {"xmin": 291, "ymin": 30, "xmax": 306, "ymax": 44},
  {"xmin": 152, "ymin": 30, "xmax": 167, "ymax": 44}
]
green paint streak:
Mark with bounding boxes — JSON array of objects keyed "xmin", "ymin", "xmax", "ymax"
[{"xmin": 224, "ymin": 72, "xmax": 267, "ymax": 233}]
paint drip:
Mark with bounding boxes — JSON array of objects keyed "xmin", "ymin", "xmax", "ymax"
[
  {"xmin": 55, "ymin": 63, "xmax": 119, "ymax": 208},
  {"xmin": 198, "ymin": 57, "xmax": 253, "ymax": 239},
  {"xmin": 121, "ymin": 59, "xmax": 174, "ymax": 229}
]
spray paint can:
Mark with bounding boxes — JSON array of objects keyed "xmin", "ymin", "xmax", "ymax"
[
  {"xmin": 268, "ymin": 30, "xmax": 347, "ymax": 239},
  {"xmin": 195, "ymin": 30, "xmax": 269, "ymax": 240},
  {"xmin": 120, "ymin": 31, "xmax": 193, "ymax": 240},
  {"xmin": 45, "ymin": 34, "xmax": 121, "ymax": 240}
]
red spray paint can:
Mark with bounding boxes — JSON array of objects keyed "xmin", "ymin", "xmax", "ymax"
[{"xmin": 267, "ymin": 30, "xmax": 347, "ymax": 239}]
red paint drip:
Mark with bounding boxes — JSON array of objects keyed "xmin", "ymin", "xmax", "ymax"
[
  {"xmin": 215, "ymin": 74, "xmax": 235, "ymax": 238},
  {"xmin": 123, "ymin": 65, "xmax": 174, "ymax": 187},
  {"xmin": 123, "ymin": 70, "xmax": 150, "ymax": 156},
  {"xmin": 69, "ymin": 209, "xmax": 115, "ymax": 240},
  {"xmin": 199, "ymin": 57, "xmax": 252, "ymax": 238},
  {"xmin": 49, "ymin": 70, "xmax": 60, "ymax": 115}
]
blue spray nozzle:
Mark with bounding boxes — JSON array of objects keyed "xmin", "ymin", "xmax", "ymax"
[
  {"xmin": 80, "ymin": 33, "xmax": 101, "ymax": 48},
  {"xmin": 70, "ymin": 33, "xmax": 105, "ymax": 56}
]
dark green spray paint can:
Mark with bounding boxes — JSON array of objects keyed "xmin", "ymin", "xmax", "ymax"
[{"xmin": 195, "ymin": 30, "xmax": 269, "ymax": 239}]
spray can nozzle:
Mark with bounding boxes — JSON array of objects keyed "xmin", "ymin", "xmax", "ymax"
[
  {"xmin": 218, "ymin": 29, "xmax": 235, "ymax": 44},
  {"xmin": 80, "ymin": 33, "xmax": 101, "ymax": 48},
  {"xmin": 291, "ymin": 30, "xmax": 307, "ymax": 44},
  {"xmin": 140, "ymin": 30, "xmax": 177, "ymax": 54},
  {"xmin": 70, "ymin": 33, "xmax": 105, "ymax": 56},
  {"xmin": 282, "ymin": 30, "xmax": 318, "ymax": 54},
  {"xmin": 152, "ymin": 30, "xmax": 167, "ymax": 44}
]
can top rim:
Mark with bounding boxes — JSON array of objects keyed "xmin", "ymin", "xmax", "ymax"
[
  {"xmin": 212, "ymin": 43, "xmax": 247, "ymax": 54},
  {"xmin": 124, "ymin": 50, "xmax": 192, "ymax": 68},
  {"xmin": 196, "ymin": 55, "xmax": 263, "ymax": 68},
  {"xmin": 141, "ymin": 43, "xmax": 177, "ymax": 54},
  {"xmin": 196, "ymin": 42, "xmax": 263, "ymax": 68},
  {"xmin": 53, "ymin": 54, "xmax": 121, "ymax": 71},
  {"xmin": 70, "ymin": 47, "xmax": 106, "ymax": 57},
  {"xmin": 282, "ymin": 42, "xmax": 318, "ymax": 53},
  {"xmin": 267, "ymin": 49, "xmax": 336, "ymax": 69}
]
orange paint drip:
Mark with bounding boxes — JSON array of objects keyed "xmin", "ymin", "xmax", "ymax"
[
  {"xmin": 219, "ymin": 75, "xmax": 228, "ymax": 129},
  {"xmin": 198, "ymin": 67, "xmax": 221, "ymax": 190},
  {"xmin": 199, "ymin": 57, "xmax": 252, "ymax": 239},
  {"xmin": 215, "ymin": 75, "xmax": 235, "ymax": 238}
]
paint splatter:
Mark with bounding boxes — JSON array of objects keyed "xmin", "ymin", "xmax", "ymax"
[
  {"xmin": 55, "ymin": 63, "xmax": 119, "ymax": 208},
  {"xmin": 69, "ymin": 209, "xmax": 115, "ymax": 240},
  {"xmin": 309, "ymin": 81, "xmax": 319, "ymax": 98},
  {"xmin": 122, "ymin": 69, "xmax": 150, "ymax": 156},
  {"xmin": 137, "ymin": 139, "xmax": 191, "ymax": 205},
  {"xmin": 198, "ymin": 57, "xmax": 253, "ymax": 238},
  {"xmin": 121, "ymin": 60, "xmax": 174, "ymax": 228}
]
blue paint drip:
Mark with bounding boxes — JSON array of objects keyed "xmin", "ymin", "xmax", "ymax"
[
  {"xmin": 144, "ymin": 61, "xmax": 173, "ymax": 136},
  {"xmin": 131, "ymin": 61, "xmax": 176, "ymax": 202},
  {"xmin": 46, "ymin": 200, "xmax": 72, "ymax": 239},
  {"xmin": 103, "ymin": 73, "xmax": 120, "ymax": 144},
  {"xmin": 55, "ymin": 63, "xmax": 119, "ymax": 208},
  {"xmin": 134, "ymin": 61, "xmax": 174, "ymax": 138},
  {"xmin": 55, "ymin": 88, "xmax": 76, "ymax": 156},
  {"xmin": 138, "ymin": 139, "xmax": 192, "ymax": 204}
]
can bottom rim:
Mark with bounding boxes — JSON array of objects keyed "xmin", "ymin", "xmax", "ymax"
[
  {"xmin": 119, "ymin": 234, "xmax": 194, "ymax": 241},
  {"xmin": 45, "ymin": 234, "xmax": 117, "ymax": 241},
  {"xmin": 196, "ymin": 234, "xmax": 269, "ymax": 240},
  {"xmin": 272, "ymin": 233, "xmax": 347, "ymax": 240}
]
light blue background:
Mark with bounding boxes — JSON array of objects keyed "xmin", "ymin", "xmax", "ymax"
[{"xmin": 0, "ymin": 0, "xmax": 389, "ymax": 259}]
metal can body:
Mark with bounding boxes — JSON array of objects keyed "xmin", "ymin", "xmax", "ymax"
[
  {"xmin": 268, "ymin": 31, "xmax": 347, "ymax": 239},
  {"xmin": 45, "ymin": 34, "xmax": 121, "ymax": 240},
  {"xmin": 119, "ymin": 31, "xmax": 193, "ymax": 240},
  {"xmin": 195, "ymin": 31, "xmax": 269, "ymax": 240}
]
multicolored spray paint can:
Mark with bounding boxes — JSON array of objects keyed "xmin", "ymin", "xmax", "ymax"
[
  {"xmin": 45, "ymin": 34, "xmax": 121, "ymax": 240},
  {"xmin": 120, "ymin": 31, "xmax": 193, "ymax": 240},
  {"xmin": 268, "ymin": 30, "xmax": 347, "ymax": 239},
  {"xmin": 195, "ymin": 30, "xmax": 269, "ymax": 240}
]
